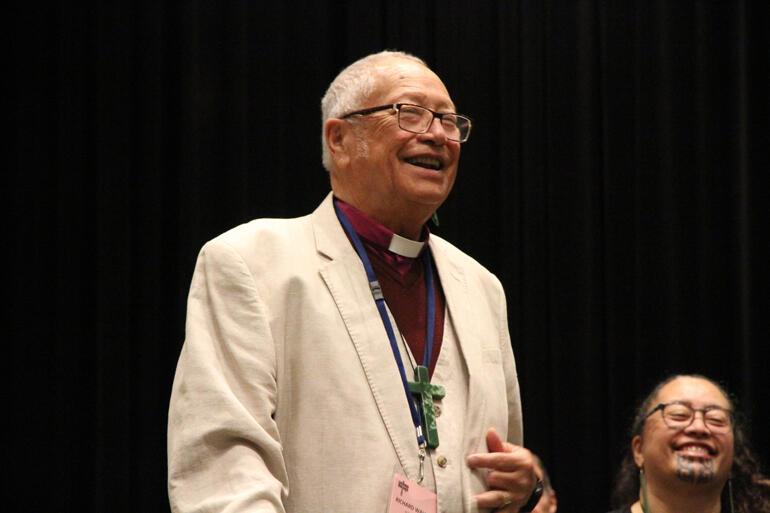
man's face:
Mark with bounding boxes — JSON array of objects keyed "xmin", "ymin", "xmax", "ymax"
[
  {"xmin": 332, "ymin": 58, "xmax": 461, "ymax": 235},
  {"xmin": 632, "ymin": 377, "xmax": 734, "ymax": 491}
]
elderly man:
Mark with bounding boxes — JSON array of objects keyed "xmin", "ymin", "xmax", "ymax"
[{"xmin": 168, "ymin": 50, "xmax": 540, "ymax": 513}]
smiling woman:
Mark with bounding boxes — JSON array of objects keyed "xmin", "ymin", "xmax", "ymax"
[{"xmin": 607, "ymin": 375, "xmax": 770, "ymax": 513}]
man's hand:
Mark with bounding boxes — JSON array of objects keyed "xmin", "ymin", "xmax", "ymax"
[{"xmin": 466, "ymin": 428, "xmax": 538, "ymax": 512}]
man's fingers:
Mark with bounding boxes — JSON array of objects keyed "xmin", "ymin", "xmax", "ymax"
[
  {"xmin": 486, "ymin": 469, "xmax": 537, "ymax": 492},
  {"xmin": 469, "ymin": 433, "xmax": 540, "ymax": 512},
  {"xmin": 474, "ymin": 489, "xmax": 524, "ymax": 511},
  {"xmin": 486, "ymin": 427, "xmax": 506, "ymax": 453},
  {"xmin": 467, "ymin": 445, "xmax": 532, "ymax": 471}
]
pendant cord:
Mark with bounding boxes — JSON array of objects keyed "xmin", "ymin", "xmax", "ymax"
[{"xmin": 399, "ymin": 331, "xmax": 418, "ymax": 372}]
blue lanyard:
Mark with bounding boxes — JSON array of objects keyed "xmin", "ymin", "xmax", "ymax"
[{"xmin": 334, "ymin": 203, "xmax": 435, "ymax": 449}]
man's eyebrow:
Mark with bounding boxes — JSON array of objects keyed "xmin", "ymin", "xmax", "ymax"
[
  {"xmin": 396, "ymin": 94, "xmax": 456, "ymax": 112},
  {"xmin": 671, "ymin": 400, "xmax": 730, "ymax": 409}
]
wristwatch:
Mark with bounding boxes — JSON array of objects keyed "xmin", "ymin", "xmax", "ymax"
[{"xmin": 518, "ymin": 479, "xmax": 544, "ymax": 512}]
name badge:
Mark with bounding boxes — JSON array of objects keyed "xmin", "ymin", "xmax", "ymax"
[{"xmin": 388, "ymin": 473, "xmax": 437, "ymax": 513}]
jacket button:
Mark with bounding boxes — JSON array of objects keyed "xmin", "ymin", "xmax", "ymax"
[
  {"xmin": 437, "ymin": 456, "xmax": 448, "ymax": 468},
  {"xmin": 434, "ymin": 405, "xmax": 442, "ymax": 417}
]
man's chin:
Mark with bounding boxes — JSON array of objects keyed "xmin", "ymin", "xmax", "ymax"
[{"xmin": 674, "ymin": 454, "xmax": 716, "ymax": 484}]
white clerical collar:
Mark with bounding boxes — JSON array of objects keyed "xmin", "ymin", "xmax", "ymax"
[{"xmin": 388, "ymin": 233, "xmax": 425, "ymax": 258}]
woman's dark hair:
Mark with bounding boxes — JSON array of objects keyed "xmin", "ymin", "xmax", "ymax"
[{"xmin": 610, "ymin": 374, "xmax": 770, "ymax": 513}]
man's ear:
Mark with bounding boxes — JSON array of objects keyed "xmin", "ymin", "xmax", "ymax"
[
  {"xmin": 325, "ymin": 118, "xmax": 351, "ymax": 169},
  {"xmin": 632, "ymin": 435, "xmax": 644, "ymax": 468}
]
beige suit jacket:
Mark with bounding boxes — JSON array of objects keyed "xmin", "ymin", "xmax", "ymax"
[{"xmin": 168, "ymin": 193, "xmax": 523, "ymax": 512}]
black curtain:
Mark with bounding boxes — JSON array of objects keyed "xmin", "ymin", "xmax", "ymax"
[{"xmin": 11, "ymin": 2, "xmax": 769, "ymax": 512}]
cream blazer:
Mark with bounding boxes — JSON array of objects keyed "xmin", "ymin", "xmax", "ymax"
[{"xmin": 168, "ymin": 193, "xmax": 523, "ymax": 513}]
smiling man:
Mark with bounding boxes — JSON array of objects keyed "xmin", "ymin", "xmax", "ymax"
[
  {"xmin": 168, "ymin": 51, "xmax": 540, "ymax": 513},
  {"xmin": 608, "ymin": 374, "xmax": 770, "ymax": 513}
]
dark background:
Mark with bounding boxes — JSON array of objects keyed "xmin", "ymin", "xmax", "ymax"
[{"xmin": 10, "ymin": 1, "xmax": 769, "ymax": 512}]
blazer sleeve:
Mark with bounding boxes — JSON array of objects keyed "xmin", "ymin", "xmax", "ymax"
[
  {"xmin": 168, "ymin": 238, "xmax": 287, "ymax": 513},
  {"xmin": 498, "ymin": 280, "xmax": 523, "ymax": 446}
]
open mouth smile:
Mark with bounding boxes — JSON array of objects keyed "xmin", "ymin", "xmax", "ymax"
[
  {"xmin": 405, "ymin": 156, "xmax": 443, "ymax": 170},
  {"xmin": 676, "ymin": 443, "xmax": 716, "ymax": 457}
]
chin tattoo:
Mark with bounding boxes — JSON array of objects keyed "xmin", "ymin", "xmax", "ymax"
[{"xmin": 675, "ymin": 454, "xmax": 715, "ymax": 483}]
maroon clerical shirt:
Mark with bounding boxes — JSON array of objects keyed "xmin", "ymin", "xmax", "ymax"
[{"xmin": 335, "ymin": 199, "xmax": 445, "ymax": 376}]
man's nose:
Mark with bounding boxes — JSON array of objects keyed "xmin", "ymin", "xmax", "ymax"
[
  {"xmin": 685, "ymin": 411, "xmax": 711, "ymax": 434},
  {"xmin": 419, "ymin": 117, "xmax": 448, "ymax": 144}
]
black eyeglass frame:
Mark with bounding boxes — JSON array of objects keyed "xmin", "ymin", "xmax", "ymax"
[
  {"xmin": 643, "ymin": 401, "xmax": 734, "ymax": 432},
  {"xmin": 340, "ymin": 103, "xmax": 472, "ymax": 143}
]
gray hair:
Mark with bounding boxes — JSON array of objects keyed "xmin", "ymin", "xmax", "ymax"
[{"xmin": 320, "ymin": 50, "xmax": 427, "ymax": 172}]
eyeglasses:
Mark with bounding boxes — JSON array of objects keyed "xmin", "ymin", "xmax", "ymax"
[
  {"xmin": 341, "ymin": 103, "xmax": 472, "ymax": 143},
  {"xmin": 644, "ymin": 401, "xmax": 733, "ymax": 433}
]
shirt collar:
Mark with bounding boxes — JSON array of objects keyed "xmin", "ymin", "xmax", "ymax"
[{"xmin": 334, "ymin": 198, "xmax": 429, "ymax": 269}]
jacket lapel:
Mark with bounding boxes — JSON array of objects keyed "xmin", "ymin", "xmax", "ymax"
[
  {"xmin": 312, "ymin": 194, "xmax": 421, "ymax": 480},
  {"xmin": 429, "ymin": 238, "xmax": 487, "ymax": 430}
]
